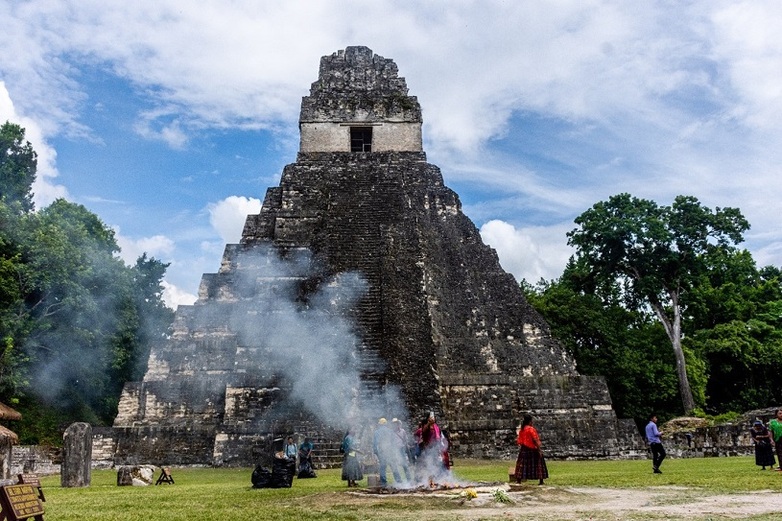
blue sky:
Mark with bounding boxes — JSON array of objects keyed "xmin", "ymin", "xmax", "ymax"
[{"xmin": 2, "ymin": 1, "xmax": 781, "ymax": 307}]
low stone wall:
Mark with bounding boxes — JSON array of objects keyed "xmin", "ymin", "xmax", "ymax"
[
  {"xmin": 661, "ymin": 410, "xmax": 778, "ymax": 459},
  {"xmin": 92, "ymin": 427, "xmax": 118, "ymax": 469},
  {"xmin": 664, "ymin": 425, "xmax": 753, "ymax": 458},
  {"xmin": 10, "ymin": 446, "xmax": 60, "ymax": 476}
]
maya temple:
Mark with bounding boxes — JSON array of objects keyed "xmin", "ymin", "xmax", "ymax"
[{"xmin": 108, "ymin": 46, "xmax": 644, "ymax": 467}]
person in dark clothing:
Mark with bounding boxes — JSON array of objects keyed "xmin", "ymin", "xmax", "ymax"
[
  {"xmin": 297, "ymin": 437, "xmax": 317, "ymax": 478},
  {"xmin": 341, "ymin": 428, "xmax": 363, "ymax": 487},
  {"xmin": 750, "ymin": 420, "xmax": 776, "ymax": 470}
]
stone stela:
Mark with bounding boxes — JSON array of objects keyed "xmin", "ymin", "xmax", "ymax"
[{"xmin": 109, "ymin": 46, "xmax": 646, "ymax": 468}]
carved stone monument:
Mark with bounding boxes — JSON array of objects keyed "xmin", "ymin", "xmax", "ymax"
[
  {"xmin": 61, "ymin": 422, "xmax": 91, "ymax": 487},
  {"xmin": 112, "ymin": 46, "xmax": 643, "ymax": 466}
]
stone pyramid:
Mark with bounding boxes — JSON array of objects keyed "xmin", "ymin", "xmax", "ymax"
[{"xmin": 112, "ymin": 46, "xmax": 642, "ymax": 467}]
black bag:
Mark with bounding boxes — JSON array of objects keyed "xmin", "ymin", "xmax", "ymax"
[
  {"xmin": 297, "ymin": 460, "xmax": 317, "ymax": 479},
  {"xmin": 251, "ymin": 465, "xmax": 272, "ymax": 488},
  {"xmin": 269, "ymin": 456, "xmax": 295, "ymax": 488}
]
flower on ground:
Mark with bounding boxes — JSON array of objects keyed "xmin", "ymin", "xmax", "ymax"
[
  {"xmin": 492, "ymin": 488, "xmax": 513, "ymax": 504},
  {"xmin": 459, "ymin": 488, "xmax": 478, "ymax": 500}
]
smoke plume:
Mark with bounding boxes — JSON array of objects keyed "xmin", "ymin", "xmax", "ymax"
[{"xmin": 226, "ymin": 244, "xmax": 408, "ymax": 430}]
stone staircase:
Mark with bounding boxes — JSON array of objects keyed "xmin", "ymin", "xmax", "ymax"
[
  {"xmin": 318, "ymin": 160, "xmax": 397, "ymax": 400},
  {"xmin": 309, "ymin": 439, "xmax": 344, "ymax": 469},
  {"xmin": 287, "ymin": 428, "xmax": 345, "ymax": 469}
]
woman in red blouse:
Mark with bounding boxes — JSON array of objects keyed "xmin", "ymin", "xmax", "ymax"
[{"xmin": 514, "ymin": 414, "xmax": 548, "ymax": 485}]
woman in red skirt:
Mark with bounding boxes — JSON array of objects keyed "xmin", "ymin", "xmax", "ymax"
[{"xmin": 514, "ymin": 414, "xmax": 548, "ymax": 485}]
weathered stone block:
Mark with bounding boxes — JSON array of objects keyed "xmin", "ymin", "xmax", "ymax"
[{"xmin": 117, "ymin": 465, "xmax": 155, "ymax": 486}]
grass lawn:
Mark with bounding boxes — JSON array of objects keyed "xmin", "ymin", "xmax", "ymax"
[{"xmin": 36, "ymin": 456, "xmax": 782, "ymax": 520}]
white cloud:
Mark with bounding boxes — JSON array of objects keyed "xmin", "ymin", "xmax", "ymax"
[
  {"xmin": 133, "ymin": 116, "xmax": 189, "ymax": 149},
  {"xmin": 479, "ymin": 219, "xmax": 574, "ymax": 284},
  {"xmin": 710, "ymin": 2, "xmax": 782, "ymax": 130},
  {"xmin": 2, "ymin": 1, "xmax": 779, "ymax": 152},
  {"xmin": 3, "ymin": 0, "xmax": 782, "ymax": 293},
  {"xmin": 207, "ymin": 196, "xmax": 262, "ymax": 244},
  {"xmin": 114, "ymin": 228, "xmax": 175, "ymax": 265},
  {"xmin": 0, "ymin": 2, "xmax": 657, "ymax": 152},
  {"xmin": 161, "ymin": 280, "xmax": 198, "ymax": 310}
]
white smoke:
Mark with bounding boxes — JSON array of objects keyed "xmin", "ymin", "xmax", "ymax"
[
  {"xmin": 225, "ymin": 244, "xmax": 407, "ymax": 430},
  {"xmin": 205, "ymin": 243, "xmax": 470, "ymax": 486}
]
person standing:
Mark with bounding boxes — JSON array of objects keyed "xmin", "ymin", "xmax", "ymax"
[
  {"xmin": 391, "ymin": 418, "xmax": 413, "ymax": 483},
  {"xmin": 341, "ymin": 428, "xmax": 363, "ymax": 487},
  {"xmin": 514, "ymin": 414, "xmax": 548, "ymax": 485},
  {"xmin": 420, "ymin": 412, "xmax": 450, "ymax": 479},
  {"xmin": 645, "ymin": 414, "xmax": 665, "ymax": 474},
  {"xmin": 750, "ymin": 420, "xmax": 776, "ymax": 470},
  {"xmin": 373, "ymin": 418, "xmax": 402, "ymax": 487},
  {"xmin": 413, "ymin": 419, "xmax": 425, "ymax": 462},
  {"xmin": 284, "ymin": 437, "xmax": 298, "ymax": 461},
  {"xmin": 769, "ymin": 409, "xmax": 782, "ymax": 470}
]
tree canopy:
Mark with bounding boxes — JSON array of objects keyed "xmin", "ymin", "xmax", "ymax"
[
  {"xmin": 0, "ymin": 122, "xmax": 173, "ymax": 443},
  {"xmin": 523, "ymin": 269, "xmax": 692, "ymax": 421},
  {"xmin": 683, "ymin": 251, "xmax": 782, "ymax": 413},
  {"xmin": 520, "ymin": 193, "xmax": 782, "ymax": 423},
  {"xmin": 0, "ymin": 121, "xmax": 37, "ymax": 213},
  {"xmin": 566, "ymin": 194, "xmax": 749, "ymax": 414}
]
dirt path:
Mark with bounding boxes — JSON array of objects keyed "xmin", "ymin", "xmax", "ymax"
[{"xmin": 353, "ymin": 484, "xmax": 782, "ymax": 520}]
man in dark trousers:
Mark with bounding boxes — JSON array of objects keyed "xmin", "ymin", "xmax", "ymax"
[
  {"xmin": 769, "ymin": 409, "xmax": 782, "ymax": 470},
  {"xmin": 645, "ymin": 414, "xmax": 665, "ymax": 474}
]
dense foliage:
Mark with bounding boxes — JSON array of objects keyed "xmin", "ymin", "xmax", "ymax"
[
  {"xmin": 525, "ymin": 194, "xmax": 782, "ymax": 423},
  {"xmin": 566, "ymin": 194, "xmax": 749, "ymax": 414},
  {"xmin": 0, "ymin": 121, "xmax": 173, "ymax": 443},
  {"xmin": 684, "ymin": 254, "xmax": 782, "ymax": 413}
]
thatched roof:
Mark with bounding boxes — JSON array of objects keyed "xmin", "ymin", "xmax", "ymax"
[
  {"xmin": 0, "ymin": 403, "xmax": 21, "ymax": 421},
  {"xmin": 0, "ymin": 425, "xmax": 19, "ymax": 444}
]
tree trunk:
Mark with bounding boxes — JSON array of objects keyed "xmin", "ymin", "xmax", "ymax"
[{"xmin": 651, "ymin": 291, "xmax": 696, "ymax": 415}]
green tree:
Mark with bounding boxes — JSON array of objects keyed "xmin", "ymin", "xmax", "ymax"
[
  {"xmin": 522, "ymin": 268, "xmax": 696, "ymax": 421},
  {"xmin": 8, "ymin": 198, "xmax": 173, "ymax": 427},
  {"xmin": 0, "ymin": 122, "xmax": 174, "ymax": 439},
  {"xmin": 0, "ymin": 121, "xmax": 37, "ymax": 213},
  {"xmin": 106, "ymin": 254, "xmax": 173, "ymax": 412},
  {"xmin": 0, "ymin": 246, "xmax": 30, "ymax": 399},
  {"xmin": 0, "ymin": 122, "xmax": 37, "ymax": 397},
  {"xmin": 127, "ymin": 254, "xmax": 173, "ymax": 381},
  {"xmin": 567, "ymin": 194, "xmax": 749, "ymax": 414},
  {"xmin": 17, "ymin": 199, "xmax": 130, "ymax": 422},
  {"xmin": 683, "ymin": 250, "xmax": 782, "ymax": 412}
]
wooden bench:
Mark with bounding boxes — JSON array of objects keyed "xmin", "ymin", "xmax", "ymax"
[{"xmin": 155, "ymin": 467, "xmax": 174, "ymax": 485}]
